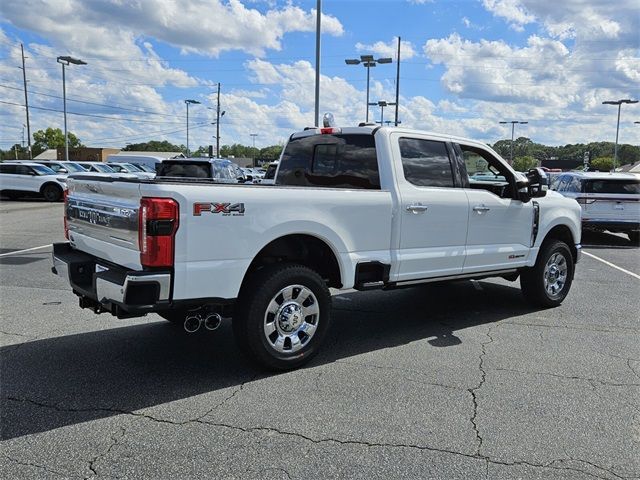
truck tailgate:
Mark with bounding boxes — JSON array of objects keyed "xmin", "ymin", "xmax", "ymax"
[{"xmin": 66, "ymin": 176, "xmax": 143, "ymax": 269}]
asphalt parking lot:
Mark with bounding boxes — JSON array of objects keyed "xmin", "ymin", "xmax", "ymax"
[{"xmin": 0, "ymin": 200, "xmax": 638, "ymax": 479}]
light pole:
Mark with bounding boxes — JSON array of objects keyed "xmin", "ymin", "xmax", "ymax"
[
  {"xmin": 369, "ymin": 100, "xmax": 396, "ymax": 125},
  {"xmin": 499, "ymin": 120, "xmax": 528, "ymax": 165},
  {"xmin": 57, "ymin": 56, "xmax": 86, "ymax": 161},
  {"xmin": 184, "ymin": 99, "xmax": 200, "ymax": 156},
  {"xmin": 345, "ymin": 55, "xmax": 393, "ymax": 123},
  {"xmin": 602, "ymin": 99, "xmax": 638, "ymax": 170},
  {"xmin": 250, "ymin": 133, "xmax": 258, "ymax": 165},
  {"xmin": 314, "ymin": 0, "xmax": 321, "ymax": 127}
]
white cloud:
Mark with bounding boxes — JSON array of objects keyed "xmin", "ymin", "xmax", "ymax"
[
  {"xmin": 482, "ymin": 0, "xmax": 535, "ymax": 29},
  {"xmin": 1, "ymin": 0, "xmax": 343, "ymax": 58},
  {"xmin": 356, "ymin": 37, "xmax": 417, "ymax": 60}
]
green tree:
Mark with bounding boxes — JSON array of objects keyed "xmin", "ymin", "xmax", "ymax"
[
  {"xmin": 512, "ymin": 155, "xmax": 538, "ymax": 172},
  {"xmin": 259, "ymin": 145, "xmax": 283, "ymax": 161},
  {"xmin": 589, "ymin": 157, "xmax": 614, "ymax": 171},
  {"xmin": 122, "ymin": 140, "xmax": 184, "ymax": 153},
  {"xmin": 32, "ymin": 128, "xmax": 82, "ymax": 157}
]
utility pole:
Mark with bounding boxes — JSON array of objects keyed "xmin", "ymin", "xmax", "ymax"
[
  {"xmin": 314, "ymin": 0, "xmax": 321, "ymax": 127},
  {"xmin": 250, "ymin": 133, "xmax": 258, "ymax": 166},
  {"xmin": 394, "ymin": 36, "xmax": 401, "ymax": 127},
  {"xmin": 499, "ymin": 120, "xmax": 528, "ymax": 165},
  {"xmin": 216, "ymin": 82, "xmax": 221, "ymax": 157},
  {"xmin": 20, "ymin": 44, "xmax": 32, "ymax": 158},
  {"xmin": 57, "ymin": 56, "xmax": 86, "ymax": 161}
]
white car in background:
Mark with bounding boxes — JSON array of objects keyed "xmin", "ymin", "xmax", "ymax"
[
  {"xmin": 106, "ymin": 162, "xmax": 155, "ymax": 178},
  {"xmin": 0, "ymin": 162, "xmax": 67, "ymax": 201},
  {"xmin": 76, "ymin": 162, "xmax": 117, "ymax": 173},
  {"xmin": 553, "ymin": 171, "xmax": 640, "ymax": 242}
]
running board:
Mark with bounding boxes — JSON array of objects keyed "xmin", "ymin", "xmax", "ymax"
[{"xmin": 390, "ymin": 269, "xmax": 519, "ymax": 288}]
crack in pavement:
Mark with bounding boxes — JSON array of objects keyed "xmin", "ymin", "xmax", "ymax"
[
  {"xmin": 468, "ymin": 324, "xmax": 494, "ymax": 457},
  {"xmin": 492, "ymin": 367, "xmax": 640, "ymax": 388},
  {"xmin": 85, "ymin": 427, "xmax": 126, "ymax": 479},
  {"xmin": 2, "ymin": 454, "xmax": 76, "ymax": 478},
  {"xmin": 4, "ymin": 395, "xmax": 634, "ymax": 480},
  {"xmin": 334, "ymin": 360, "xmax": 466, "ymax": 392}
]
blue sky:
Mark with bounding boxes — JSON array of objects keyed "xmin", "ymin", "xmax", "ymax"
[{"xmin": 1, "ymin": 0, "xmax": 638, "ymax": 150}]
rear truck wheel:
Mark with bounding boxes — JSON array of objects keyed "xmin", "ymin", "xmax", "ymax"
[
  {"xmin": 233, "ymin": 263, "xmax": 331, "ymax": 371},
  {"xmin": 520, "ymin": 240, "xmax": 574, "ymax": 308},
  {"xmin": 41, "ymin": 184, "xmax": 62, "ymax": 202},
  {"xmin": 628, "ymin": 231, "xmax": 639, "ymax": 244}
]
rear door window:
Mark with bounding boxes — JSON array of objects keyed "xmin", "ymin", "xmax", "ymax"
[
  {"xmin": 584, "ymin": 179, "xmax": 640, "ymax": 194},
  {"xmin": 0, "ymin": 164, "xmax": 17, "ymax": 174},
  {"xmin": 399, "ymin": 138, "xmax": 454, "ymax": 188},
  {"xmin": 277, "ymin": 134, "xmax": 380, "ymax": 189}
]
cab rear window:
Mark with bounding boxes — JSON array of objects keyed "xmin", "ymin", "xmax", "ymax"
[
  {"xmin": 277, "ymin": 134, "xmax": 380, "ymax": 189},
  {"xmin": 584, "ymin": 180, "xmax": 640, "ymax": 195}
]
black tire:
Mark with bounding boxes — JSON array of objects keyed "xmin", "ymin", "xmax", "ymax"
[
  {"xmin": 41, "ymin": 184, "xmax": 62, "ymax": 202},
  {"xmin": 520, "ymin": 240, "xmax": 574, "ymax": 308},
  {"xmin": 233, "ymin": 263, "xmax": 331, "ymax": 371},
  {"xmin": 628, "ymin": 231, "xmax": 639, "ymax": 244}
]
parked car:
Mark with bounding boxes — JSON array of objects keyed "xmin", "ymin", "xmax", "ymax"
[
  {"xmin": 553, "ymin": 171, "xmax": 639, "ymax": 242},
  {"xmin": 260, "ymin": 161, "xmax": 279, "ymax": 185},
  {"xmin": 0, "ymin": 162, "xmax": 67, "ymax": 201},
  {"xmin": 53, "ymin": 119, "xmax": 581, "ymax": 370},
  {"xmin": 76, "ymin": 162, "xmax": 117, "ymax": 174},
  {"xmin": 32, "ymin": 160, "xmax": 87, "ymax": 174},
  {"xmin": 106, "ymin": 162, "xmax": 154, "ymax": 178},
  {"xmin": 156, "ymin": 158, "xmax": 251, "ymax": 183}
]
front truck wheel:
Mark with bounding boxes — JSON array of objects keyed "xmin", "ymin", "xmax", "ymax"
[
  {"xmin": 233, "ymin": 263, "xmax": 332, "ymax": 371},
  {"xmin": 520, "ymin": 240, "xmax": 575, "ymax": 308}
]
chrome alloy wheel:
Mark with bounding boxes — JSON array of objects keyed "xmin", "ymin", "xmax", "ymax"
[
  {"xmin": 263, "ymin": 284, "xmax": 320, "ymax": 353},
  {"xmin": 543, "ymin": 252, "xmax": 568, "ymax": 297}
]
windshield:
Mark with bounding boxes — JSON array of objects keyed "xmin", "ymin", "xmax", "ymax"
[
  {"xmin": 62, "ymin": 162, "xmax": 87, "ymax": 172},
  {"xmin": 92, "ymin": 164, "xmax": 115, "ymax": 173},
  {"xmin": 107, "ymin": 164, "xmax": 126, "ymax": 172},
  {"xmin": 32, "ymin": 165, "xmax": 57, "ymax": 175},
  {"xmin": 135, "ymin": 164, "xmax": 155, "ymax": 172},
  {"xmin": 121, "ymin": 163, "xmax": 143, "ymax": 172}
]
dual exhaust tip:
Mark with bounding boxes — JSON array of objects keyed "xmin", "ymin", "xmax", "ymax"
[{"xmin": 184, "ymin": 312, "xmax": 222, "ymax": 333}]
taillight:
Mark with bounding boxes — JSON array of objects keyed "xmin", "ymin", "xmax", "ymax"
[
  {"xmin": 139, "ymin": 197, "xmax": 179, "ymax": 268},
  {"xmin": 63, "ymin": 189, "xmax": 69, "ymax": 239},
  {"xmin": 576, "ymin": 198, "xmax": 595, "ymax": 205}
]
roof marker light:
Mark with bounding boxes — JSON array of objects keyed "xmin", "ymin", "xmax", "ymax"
[{"xmin": 323, "ymin": 112, "xmax": 335, "ymax": 128}]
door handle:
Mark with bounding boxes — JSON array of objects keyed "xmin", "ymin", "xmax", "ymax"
[
  {"xmin": 406, "ymin": 204, "xmax": 428, "ymax": 214},
  {"xmin": 473, "ymin": 205, "xmax": 491, "ymax": 213}
]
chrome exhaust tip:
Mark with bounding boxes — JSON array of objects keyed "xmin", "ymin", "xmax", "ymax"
[
  {"xmin": 184, "ymin": 314, "xmax": 202, "ymax": 333},
  {"xmin": 204, "ymin": 313, "xmax": 222, "ymax": 331}
]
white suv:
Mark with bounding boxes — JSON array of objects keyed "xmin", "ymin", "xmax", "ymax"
[
  {"xmin": 0, "ymin": 162, "xmax": 67, "ymax": 201},
  {"xmin": 553, "ymin": 172, "xmax": 640, "ymax": 242}
]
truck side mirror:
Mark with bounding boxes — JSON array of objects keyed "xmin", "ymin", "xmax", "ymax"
[{"xmin": 526, "ymin": 168, "xmax": 548, "ymax": 199}]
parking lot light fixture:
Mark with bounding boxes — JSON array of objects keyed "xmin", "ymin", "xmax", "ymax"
[
  {"xmin": 184, "ymin": 99, "xmax": 201, "ymax": 156},
  {"xmin": 57, "ymin": 56, "xmax": 86, "ymax": 161},
  {"xmin": 499, "ymin": 120, "xmax": 528, "ymax": 165},
  {"xmin": 602, "ymin": 99, "xmax": 639, "ymax": 170},
  {"xmin": 369, "ymin": 100, "xmax": 397, "ymax": 125},
  {"xmin": 345, "ymin": 55, "xmax": 394, "ymax": 122}
]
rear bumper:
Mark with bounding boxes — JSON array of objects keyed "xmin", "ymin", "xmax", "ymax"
[
  {"xmin": 52, "ymin": 242, "xmax": 171, "ymax": 317},
  {"xmin": 582, "ymin": 220, "xmax": 640, "ymax": 232}
]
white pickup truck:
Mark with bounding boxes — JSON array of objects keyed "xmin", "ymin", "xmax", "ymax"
[{"xmin": 52, "ymin": 120, "xmax": 582, "ymax": 370}]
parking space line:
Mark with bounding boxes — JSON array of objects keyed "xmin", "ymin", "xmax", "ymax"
[
  {"xmin": 583, "ymin": 251, "xmax": 640, "ymax": 280},
  {"xmin": 0, "ymin": 244, "xmax": 52, "ymax": 258}
]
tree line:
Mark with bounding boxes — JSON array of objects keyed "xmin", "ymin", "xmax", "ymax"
[{"xmin": 2, "ymin": 128, "xmax": 638, "ymax": 170}]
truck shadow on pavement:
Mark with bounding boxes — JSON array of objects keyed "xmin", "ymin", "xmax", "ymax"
[{"xmin": 1, "ymin": 279, "xmax": 539, "ymax": 440}]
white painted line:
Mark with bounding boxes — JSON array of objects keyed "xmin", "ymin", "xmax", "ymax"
[
  {"xmin": 582, "ymin": 251, "xmax": 640, "ymax": 280},
  {"xmin": 0, "ymin": 244, "xmax": 52, "ymax": 258}
]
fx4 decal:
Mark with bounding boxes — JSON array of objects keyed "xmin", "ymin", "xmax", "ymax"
[{"xmin": 193, "ymin": 202, "xmax": 245, "ymax": 216}]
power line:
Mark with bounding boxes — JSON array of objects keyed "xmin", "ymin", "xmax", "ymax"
[
  {"xmin": 0, "ymin": 84, "xmax": 194, "ymax": 119},
  {"xmin": 0, "ymin": 100, "xmax": 193, "ymax": 125}
]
